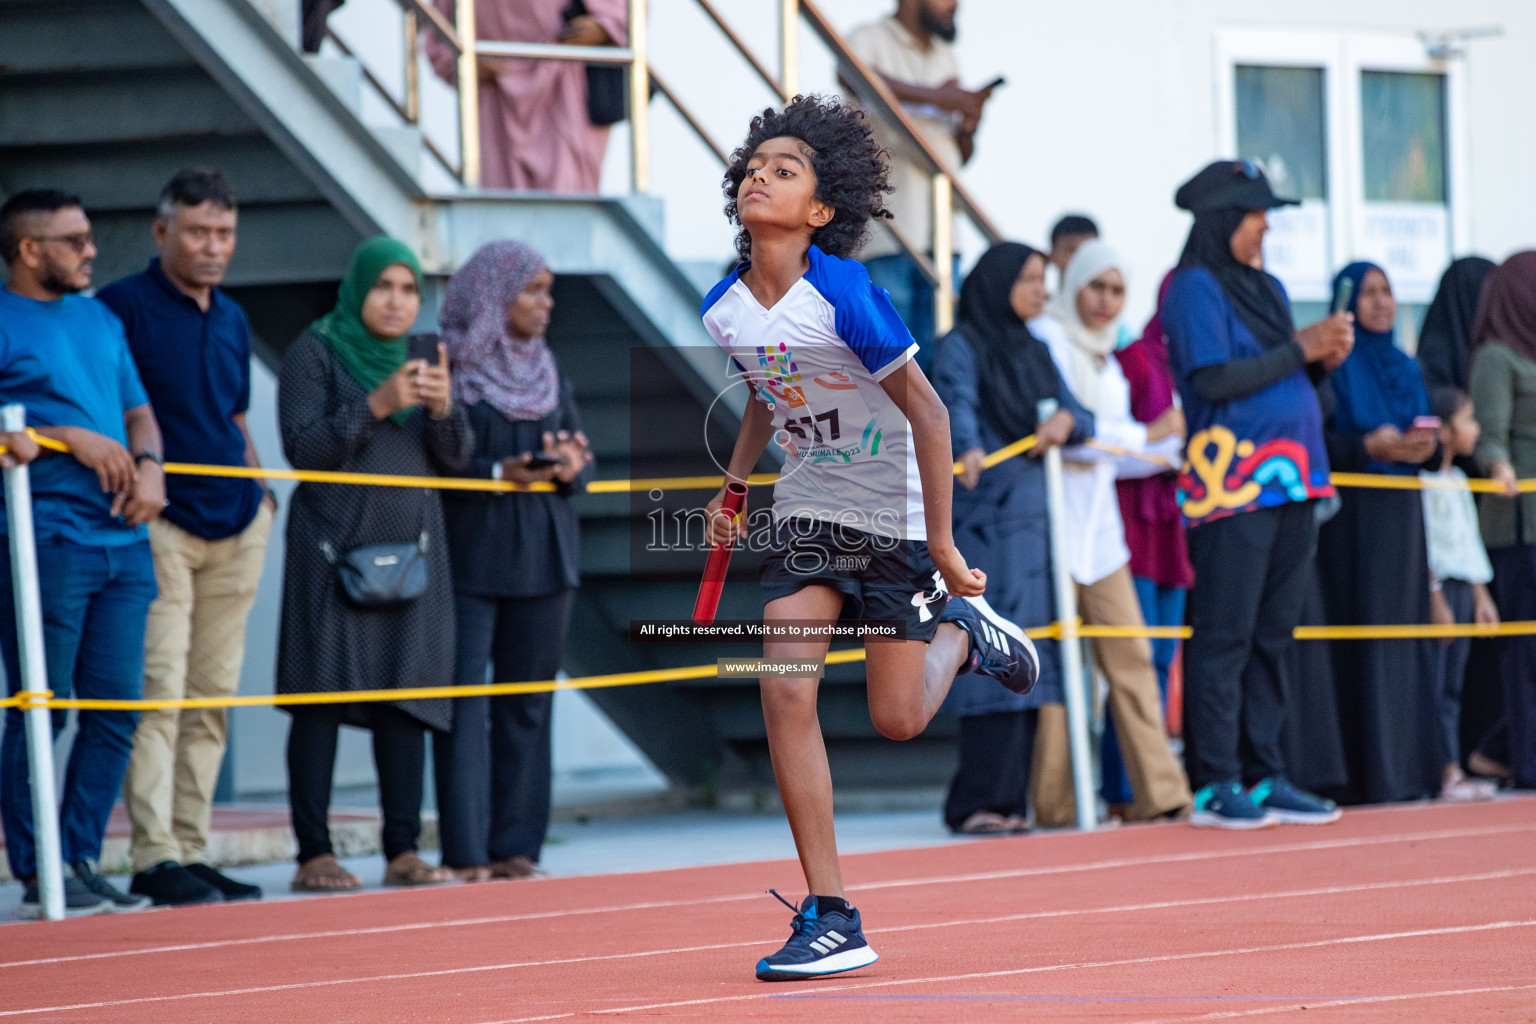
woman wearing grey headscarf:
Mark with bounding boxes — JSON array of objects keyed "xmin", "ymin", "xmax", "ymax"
[{"xmin": 432, "ymin": 240, "xmax": 594, "ymax": 881}]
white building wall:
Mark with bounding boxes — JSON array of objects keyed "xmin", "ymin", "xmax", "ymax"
[{"xmin": 623, "ymin": 0, "xmax": 1536, "ymax": 326}]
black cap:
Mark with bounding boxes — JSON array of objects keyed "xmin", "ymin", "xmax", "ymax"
[{"xmin": 1175, "ymin": 159, "xmax": 1299, "ymax": 214}]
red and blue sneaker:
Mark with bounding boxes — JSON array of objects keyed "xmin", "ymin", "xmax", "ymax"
[
  {"xmin": 941, "ymin": 594, "xmax": 1040, "ymax": 694},
  {"xmin": 755, "ymin": 891, "xmax": 878, "ymax": 981}
]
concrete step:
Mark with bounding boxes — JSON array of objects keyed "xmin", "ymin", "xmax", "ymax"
[{"xmin": 302, "ymin": 54, "xmax": 364, "ymax": 115}]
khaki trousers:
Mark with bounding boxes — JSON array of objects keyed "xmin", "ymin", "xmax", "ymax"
[
  {"xmin": 1031, "ymin": 565, "xmax": 1192, "ymax": 827},
  {"xmin": 124, "ymin": 503, "xmax": 272, "ymax": 871}
]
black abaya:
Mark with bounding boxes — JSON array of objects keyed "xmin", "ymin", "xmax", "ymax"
[
  {"xmin": 1280, "ymin": 569, "xmax": 1349, "ymax": 794},
  {"xmin": 1317, "ymin": 489, "xmax": 1443, "ymax": 803}
]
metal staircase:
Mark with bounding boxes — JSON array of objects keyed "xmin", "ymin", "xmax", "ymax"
[{"xmin": 0, "ymin": 0, "xmax": 994, "ymax": 794}]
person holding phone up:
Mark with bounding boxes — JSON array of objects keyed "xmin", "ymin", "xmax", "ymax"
[
  {"xmin": 1316, "ymin": 261, "xmax": 1445, "ymax": 806},
  {"xmin": 846, "ymin": 0, "xmax": 1001, "ymax": 358},
  {"xmin": 277, "ymin": 237, "xmax": 472, "ymax": 892},
  {"xmin": 434, "ymin": 240, "xmax": 593, "ymax": 883}
]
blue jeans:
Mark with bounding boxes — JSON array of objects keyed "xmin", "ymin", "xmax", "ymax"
[
  {"xmin": 1100, "ymin": 577, "xmax": 1187, "ymax": 805},
  {"xmin": 1, "ymin": 538, "xmax": 156, "ymax": 879}
]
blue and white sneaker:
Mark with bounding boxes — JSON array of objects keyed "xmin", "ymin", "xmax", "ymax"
[
  {"xmin": 941, "ymin": 594, "xmax": 1039, "ymax": 694},
  {"xmin": 755, "ymin": 891, "xmax": 878, "ymax": 982},
  {"xmin": 1190, "ymin": 781, "xmax": 1277, "ymax": 830},
  {"xmin": 1250, "ymin": 776, "xmax": 1342, "ymax": 825}
]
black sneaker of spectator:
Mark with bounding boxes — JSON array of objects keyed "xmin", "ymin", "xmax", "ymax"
[
  {"xmin": 185, "ymin": 862, "xmax": 263, "ymax": 901},
  {"xmin": 128, "ymin": 860, "xmax": 218, "ymax": 907},
  {"xmin": 18, "ymin": 875, "xmax": 110, "ymax": 919}
]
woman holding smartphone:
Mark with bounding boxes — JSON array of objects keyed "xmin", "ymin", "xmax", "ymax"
[
  {"xmin": 1317, "ymin": 261, "xmax": 1444, "ymax": 805},
  {"xmin": 434, "ymin": 240, "xmax": 593, "ymax": 881}
]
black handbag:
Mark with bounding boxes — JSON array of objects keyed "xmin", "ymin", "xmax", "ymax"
[
  {"xmin": 320, "ymin": 532, "xmax": 430, "ymax": 608},
  {"xmin": 561, "ymin": 0, "xmax": 627, "ymax": 126}
]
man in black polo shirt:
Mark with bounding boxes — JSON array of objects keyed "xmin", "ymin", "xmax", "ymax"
[{"xmin": 99, "ymin": 170, "xmax": 273, "ymax": 906}]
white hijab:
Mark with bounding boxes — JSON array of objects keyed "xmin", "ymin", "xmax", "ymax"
[{"xmin": 1046, "ymin": 238, "xmax": 1128, "ymax": 414}]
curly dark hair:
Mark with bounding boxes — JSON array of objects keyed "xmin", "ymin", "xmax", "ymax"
[{"xmin": 722, "ymin": 94, "xmax": 893, "ymax": 262}]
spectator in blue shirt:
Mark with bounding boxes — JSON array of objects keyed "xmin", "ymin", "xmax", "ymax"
[
  {"xmin": 1163, "ymin": 161, "xmax": 1353, "ymax": 831},
  {"xmin": 97, "ymin": 170, "xmax": 272, "ymax": 908},
  {"xmin": 0, "ymin": 189, "xmax": 165, "ymax": 918}
]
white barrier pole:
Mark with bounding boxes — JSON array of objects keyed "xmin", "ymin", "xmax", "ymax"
[
  {"xmin": 1038, "ymin": 400, "xmax": 1097, "ymax": 830},
  {"xmin": 2, "ymin": 405, "xmax": 65, "ymax": 920}
]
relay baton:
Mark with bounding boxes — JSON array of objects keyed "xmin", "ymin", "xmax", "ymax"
[{"xmin": 692, "ymin": 481, "xmax": 749, "ymax": 626}]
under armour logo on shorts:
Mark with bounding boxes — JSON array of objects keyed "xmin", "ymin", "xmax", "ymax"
[{"xmin": 911, "ymin": 569, "xmax": 949, "ymax": 623}]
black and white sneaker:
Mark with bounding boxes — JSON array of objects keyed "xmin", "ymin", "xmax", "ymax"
[
  {"xmin": 185, "ymin": 862, "xmax": 263, "ymax": 902},
  {"xmin": 131, "ymin": 861, "xmax": 221, "ymax": 906},
  {"xmin": 941, "ymin": 594, "xmax": 1039, "ymax": 694},
  {"xmin": 755, "ymin": 891, "xmax": 878, "ymax": 982},
  {"xmin": 72, "ymin": 860, "xmax": 151, "ymax": 913},
  {"xmin": 17, "ymin": 876, "xmax": 111, "ymax": 919}
]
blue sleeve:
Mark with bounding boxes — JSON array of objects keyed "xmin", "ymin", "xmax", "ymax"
[
  {"xmin": 831, "ymin": 271, "xmax": 917, "ymax": 380},
  {"xmin": 930, "ymin": 332, "xmax": 982, "ymax": 456},
  {"xmin": 1164, "ymin": 269, "xmax": 1234, "ymax": 376},
  {"xmin": 103, "ymin": 306, "xmax": 148, "ymax": 411}
]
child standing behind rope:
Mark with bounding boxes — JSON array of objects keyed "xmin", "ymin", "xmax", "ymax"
[{"xmin": 1422, "ymin": 387, "xmax": 1501, "ymax": 801}]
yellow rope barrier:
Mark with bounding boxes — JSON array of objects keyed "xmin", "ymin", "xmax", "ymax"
[
  {"xmin": 7, "ymin": 426, "xmax": 1535, "ymax": 494},
  {"xmin": 4, "ymin": 618, "xmax": 1534, "ymax": 712},
  {"xmin": 5, "ymin": 427, "xmax": 1536, "ymax": 713}
]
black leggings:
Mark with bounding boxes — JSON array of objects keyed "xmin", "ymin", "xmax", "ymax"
[
  {"xmin": 1183, "ymin": 502, "xmax": 1315, "ymax": 790},
  {"xmin": 287, "ymin": 703, "xmax": 427, "ymax": 864},
  {"xmin": 943, "ymin": 710, "xmax": 1038, "ymax": 830}
]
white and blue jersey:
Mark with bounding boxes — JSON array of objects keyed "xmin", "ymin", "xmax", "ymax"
[{"xmin": 700, "ymin": 244, "xmax": 926, "ymax": 541}]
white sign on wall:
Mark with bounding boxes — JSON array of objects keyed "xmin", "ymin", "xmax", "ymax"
[
  {"xmin": 1355, "ymin": 203, "xmax": 1449, "ymax": 302},
  {"xmin": 1262, "ymin": 200, "xmax": 1331, "ymax": 302}
]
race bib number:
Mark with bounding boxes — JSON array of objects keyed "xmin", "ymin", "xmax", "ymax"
[{"xmin": 778, "ymin": 368, "xmax": 880, "ymax": 464}]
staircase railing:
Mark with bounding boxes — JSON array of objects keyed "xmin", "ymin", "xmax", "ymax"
[{"xmin": 320, "ymin": 0, "xmax": 1002, "ymax": 333}]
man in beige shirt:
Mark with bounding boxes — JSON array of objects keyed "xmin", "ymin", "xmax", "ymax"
[{"xmin": 846, "ymin": 0, "xmax": 996, "ymax": 357}]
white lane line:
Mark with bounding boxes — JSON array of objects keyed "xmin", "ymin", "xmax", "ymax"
[
  {"xmin": 1119, "ymin": 981, "xmax": 1536, "ymax": 1024},
  {"xmin": 0, "ymin": 942, "xmax": 754, "ymax": 1019},
  {"xmin": 5, "ymin": 821, "xmax": 1531, "ymax": 970},
  {"xmin": 852, "ymin": 822, "xmax": 1536, "ymax": 892},
  {"xmin": 1, "ymin": 869, "xmax": 1529, "ymax": 1019},
  {"xmin": 481, "ymin": 920, "xmax": 1536, "ymax": 1023},
  {"xmin": 0, "ymin": 897, "xmax": 751, "ymax": 969},
  {"xmin": 877, "ymin": 867, "xmax": 1536, "ymax": 935}
]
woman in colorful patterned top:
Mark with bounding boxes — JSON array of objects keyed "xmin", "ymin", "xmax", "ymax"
[{"xmin": 1163, "ymin": 160, "xmax": 1352, "ymax": 829}]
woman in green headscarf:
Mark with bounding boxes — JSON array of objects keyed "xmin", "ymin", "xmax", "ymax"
[
  {"xmin": 276, "ymin": 236, "xmax": 473, "ymax": 892},
  {"xmin": 306, "ymin": 236, "xmax": 450, "ymax": 425}
]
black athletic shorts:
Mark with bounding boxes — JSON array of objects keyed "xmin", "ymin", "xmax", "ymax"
[{"xmin": 759, "ymin": 517, "xmax": 948, "ymax": 642}]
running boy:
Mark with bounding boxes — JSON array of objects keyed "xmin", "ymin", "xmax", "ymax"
[{"xmin": 699, "ymin": 95, "xmax": 1039, "ymax": 982}]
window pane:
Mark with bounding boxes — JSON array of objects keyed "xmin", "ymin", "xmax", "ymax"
[
  {"xmin": 1361, "ymin": 71, "xmax": 1447, "ymax": 202},
  {"xmin": 1235, "ymin": 66, "xmax": 1328, "ymax": 200}
]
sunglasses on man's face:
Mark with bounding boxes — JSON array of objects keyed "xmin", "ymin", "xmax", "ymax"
[{"xmin": 31, "ymin": 232, "xmax": 95, "ymax": 255}]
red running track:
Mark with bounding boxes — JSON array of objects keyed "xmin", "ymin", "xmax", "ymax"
[{"xmin": 0, "ymin": 798, "xmax": 1533, "ymax": 1023}]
